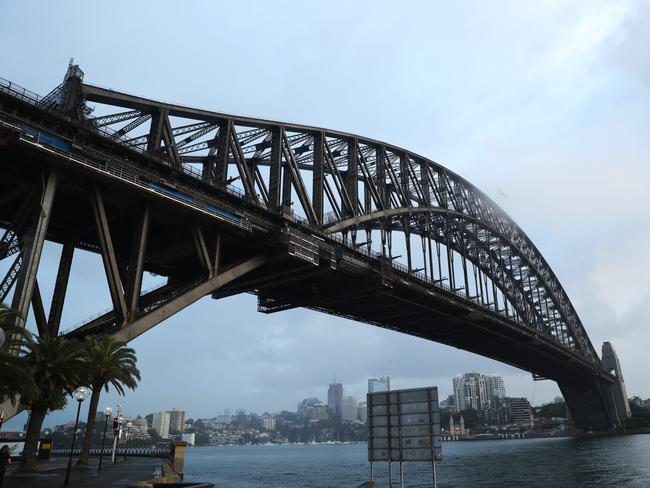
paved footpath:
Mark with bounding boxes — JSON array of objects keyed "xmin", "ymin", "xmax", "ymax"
[{"xmin": 2, "ymin": 456, "xmax": 164, "ymax": 487}]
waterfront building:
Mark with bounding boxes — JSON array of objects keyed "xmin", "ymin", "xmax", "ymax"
[
  {"xmin": 311, "ymin": 404, "xmax": 329, "ymax": 421},
  {"xmin": 262, "ymin": 417, "xmax": 277, "ymax": 430},
  {"xmin": 130, "ymin": 418, "xmax": 149, "ymax": 434},
  {"xmin": 448, "ymin": 414, "xmax": 467, "ymax": 436},
  {"xmin": 507, "ymin": 397, "xmax": 532, "ymax": 426},
  {"xmin": 169, "ymin": 408, "xmax": 186, "ymax": 433},
  {"xmin": 481, "ymin": 397, "xmax": 532, "ymax": 427},
  {"xmin": 368, "ymin": 376, "xmax": 390, "ymax": 393},
  {"xmin": 486, "ymin": 375, "xmax": 506, "ymax": 400},
  {"xmin": 358, "ymin": 402, "xmax": 367, "ymax": 423},
  {"xmin": 215, "ymin": 413, "xmax": 232, "ymax": 424},
  {"xmin": 328, "ymin": 382, "xmax": 343, "ymax": 419},
  {"xmin": 342, "ymin": 396, "xmax": 358, "ymax": 422},
  {"xmin": 181, "ymin": 432, "xmax": 196, "ymax": 446},
  {"xmin": 152, "ymin": 411, "xmax": 171, "ymax": 439},
  {"xmin": 453, "ymin": 373, "xmax": 506, "ymax": 412}
]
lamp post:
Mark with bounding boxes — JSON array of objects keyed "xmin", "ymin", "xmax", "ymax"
[
  {"xmin": 64, "ymin": 386, "xmax": 89, "ymax": 486},
  {"xmin": 123, "ymin": 422, "xmax": 133, "ymax": 461},
  {"xmin": 97, "ymin": 406, "xmax": 112, "ymax": 472}
]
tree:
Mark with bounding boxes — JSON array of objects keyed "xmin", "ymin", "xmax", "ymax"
[
  {"xmin": 20, "ymin": 334, "xmax": 88, "ymax": 472},
  {"xmin": 0, "ymin": 304, "xmax": 35, "ymax": 402},
  {"xmin": 78, "ymin": 336, "xmax": 140, "ymax": 465}
]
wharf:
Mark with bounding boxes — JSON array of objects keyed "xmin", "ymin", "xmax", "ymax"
[{"xmin": 2, "ymin": 456, "xmax": 164, "ymax": 487}]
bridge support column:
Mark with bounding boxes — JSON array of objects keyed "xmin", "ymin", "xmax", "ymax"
[
  {"xmin": 92, "ymin": 188, "xmax": 128, "ymax": 322},
  {"xmin": 558, "ymin": 378, "xmax": 612, "ymax": 432},
  {"xmin": 10, "ymin": 170, "xmax": 57, "ymax": 328},
  {"xmin": 559, "ymin": 343, "xmax": 631, "ymax": 432},
  {"xmin": 47, "ymin": 241, "xmax": 75, "ymax": 336}
]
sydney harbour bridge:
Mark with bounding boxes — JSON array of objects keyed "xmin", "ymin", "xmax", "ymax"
[{"xmin": 0, "ymin": 63, "xmax": 630, "ymax": 431}]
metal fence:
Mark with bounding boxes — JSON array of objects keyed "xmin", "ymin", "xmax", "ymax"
[{"xmin": 51, "ymin": 441, "xmax": 173, "ymax": 459}]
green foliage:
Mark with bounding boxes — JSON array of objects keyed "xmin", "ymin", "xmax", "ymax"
[
  {"xmin": 84, "ymin": 335, "xmax": 140, "ymax": 393},
  {"xmin": 21, "ymin": 334, "xmax": 88, "ymax": 410},
  {"xmin": 0, "ymin": 304, "xmax": 36, "ymax": 402},
  {"xmin": 79, "ymin": 335, "xmax": 140, "ymax": 464},
  {"xmin": 20, "ymin": 333, "xmax": 88, "ymax": 471},
  {"xmin": 625, "ymin": 399, "xmax": 650, "ymax": 430},
  {"xmin": 536, "ymin": 400, "xmax": 567, "ymax": 419}
]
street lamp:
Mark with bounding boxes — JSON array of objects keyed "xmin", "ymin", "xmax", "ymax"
[
  {"xmin": 97, "ymin": 406, "xmax": 112, "ymax": 472},
  {"xmin": 123, "ymin": 422, "xmax": 133, "ymax": 461},
  {"xmin": 64, "ymin": 386, "xmax": 89, "ymax": 486}
]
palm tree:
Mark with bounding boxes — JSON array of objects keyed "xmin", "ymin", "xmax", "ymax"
[
  {"xmin": 78, "ymin": 336, "xmax": 140, "ymax": 465},
  {"xmin": 0, "ymin": 304, "xmax": 35, "ymax": 403},
  {"xmin": 19, "ymin": 334, "xmax": 88, "ymax": 472}
]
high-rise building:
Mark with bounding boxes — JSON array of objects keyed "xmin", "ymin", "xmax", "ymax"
[
  {"xmin": 342, "ymin": 396, "xmax": 358, "ymax": 422},
  {"xmin": 357, "ymin": 402, "xmax": 367, "ymax": 423},
  {"xmin": 311, "ymin": 404, "xmax": 329, "ymax": 421},
  {"xmin": 152, "ymin": 411, "xmax": 171, "ymax": 439},
  {"xmin": 485, "ymin": 375, "xmax": 505, "ymax": 401},
  {"xmin": 506, "ymin": 397, "xmax": 532, "ymax": 426},
  {"xmin": 453, "ymin": 373, "xmax": 506, "ymax": 412},
  {"xmin": 215, "ymin": 412, "xmax": 232, "ymax": 424},
  {"xmin": 262, "ymin": 417, "xmax": 276, "ymax": 430},
  {"xmin": 328, "ymin": 383, "xmax": 343, "ymax": 419},
  {"xmin": 168, "ymin": 408, "xmax": 185, "ymax": 434},
  {"xmin": 368, "ymin": 376, "xmax": 390, "ymax": 393}
]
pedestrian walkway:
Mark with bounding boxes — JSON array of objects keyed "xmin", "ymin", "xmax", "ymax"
[{"xmin": 2, "ymin": 456, "xmax": 164, "ymax": 487}]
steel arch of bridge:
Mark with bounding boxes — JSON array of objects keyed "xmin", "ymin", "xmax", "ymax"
[
  {"xmin": 68, "ymin": 74, "xmax": 599, "ymax": 366},
  {"xmin": 0, "ymin": 64, "xmax": 630, "ymax": 429}
]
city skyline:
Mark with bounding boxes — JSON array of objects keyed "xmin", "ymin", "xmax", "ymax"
[
  {"xmin": 1, "ymin": 0, "xmax": 648, "ymax": 431},
  {"xmin": 25, "ymin": 372, "xmax": 534, "ymax": 430}
]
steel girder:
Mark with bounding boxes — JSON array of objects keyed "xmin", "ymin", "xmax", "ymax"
[
  {"xmin": 62, "ymin": 78, "xmax": 598, "ymax": 367},
  {"xmin": 0, "ymin": 67, "xmax": 600, "ymax": 370}
]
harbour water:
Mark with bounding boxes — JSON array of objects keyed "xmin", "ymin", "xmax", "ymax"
[{"xmin": 183, "ymin": 434, "xmax": 650, "ymax": 487}]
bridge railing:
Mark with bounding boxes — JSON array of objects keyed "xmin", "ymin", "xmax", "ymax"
[{"xmin": 0, "ymin": 77, "xmax": 42, "ymax": 105}]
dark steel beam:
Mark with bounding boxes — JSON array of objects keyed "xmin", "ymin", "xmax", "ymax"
[
  {"xmin": 127, "ymin": 206, "xmax": 149, "ymax": 321},
  {"xmin": 10, "ymin": 171, "xmax": 57, "ymax": 328},
  {"xmin": 112, "ymin": 255, "xmax": 267, "ymax": 342},
  {"xmin": 47, "ymin": 241, "xmax": 74, "ymax": 336},
  {"xmin": 312, "ymin": 131, "xmax": 324, "ymax": 225},
  {"xmin": 31, "ymin": 280, "xmax": 48, "ymax": 336},
  {"xmin": 91, "ymin": 188, "xmax": 128, "ymax": 321}
]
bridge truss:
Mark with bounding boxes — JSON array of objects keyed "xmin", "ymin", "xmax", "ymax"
[{"xmin": 0, "ymin": 64, "xmax": 630, "ymax": 430}]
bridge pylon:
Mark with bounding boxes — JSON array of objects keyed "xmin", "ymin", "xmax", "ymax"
[{"xmin": 558, "ymin": 342, "xmax": 630, "ymax": 432}]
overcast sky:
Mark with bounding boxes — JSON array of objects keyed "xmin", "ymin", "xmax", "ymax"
[{"xmin": 1, "ymin": 0, "xmax": 649, "ymax": 429}]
